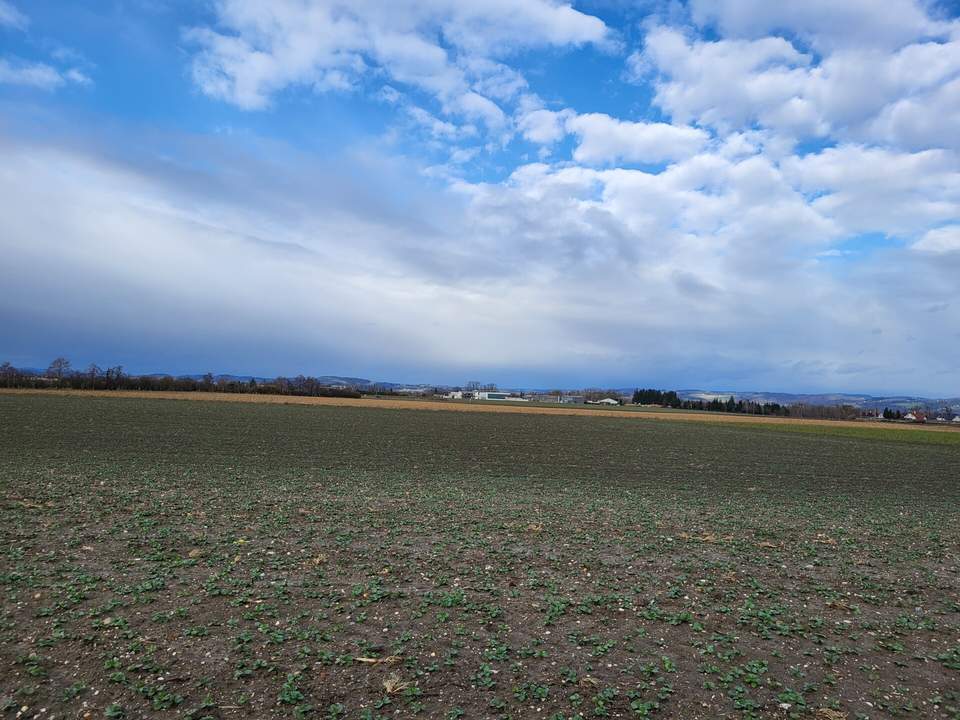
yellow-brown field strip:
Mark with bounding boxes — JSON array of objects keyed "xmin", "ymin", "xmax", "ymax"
[{"xmin": 3, "ymin": 388, "xmax": 957, "ymax": 434}]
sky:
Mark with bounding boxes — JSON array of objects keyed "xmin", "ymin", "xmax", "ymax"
[{"xmin": 1, "ymin": 0, "xmax": 959, "ymax": 396}]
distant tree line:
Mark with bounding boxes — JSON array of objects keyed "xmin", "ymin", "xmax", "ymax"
[
  {"xmin": 0, "ymin": 358, "xmax": 362, "ymax": 399},
  {"xmin": 632, "ymin": 388, "xmax": 683, "ymax": 407},
  {"xmin": 630, "ymin": 387, "xmax": 865, "ymax": 419}
]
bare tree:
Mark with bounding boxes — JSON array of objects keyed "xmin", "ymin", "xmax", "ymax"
[
  {"xmin": 47, "ymin": 357, "xmax": 71, "ymax": 386},
  {"xmin": 86, "ymin": 364, "xmax": 102, "ymax": 389},
  {"xmin": 0, "ymin": 361, "xmax": 15, "ymax": 388},
  {"xmin": 105, "ymin": 366, "xmax": 124, "ymax": 390}
]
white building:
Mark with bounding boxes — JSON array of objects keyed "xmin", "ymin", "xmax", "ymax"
[
  {"xmin": 443, "ymin": 390, "xmax": 475, "ymax": 400},
  {"xmin": 476, "ymin": 391, "xmax": 528, "ymax": 401},
  {"xmin": 443, "ymin": 390, "xmax": 527, "ymax": 401}
]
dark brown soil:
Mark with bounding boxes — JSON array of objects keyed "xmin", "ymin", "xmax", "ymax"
[{"xmin": 1, "ymin": 394, "xmax": 958, "ymax": 720}]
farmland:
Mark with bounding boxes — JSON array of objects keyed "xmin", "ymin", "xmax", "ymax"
[{"xmin": 1, "ymin": 394, "xmax": 958, "ymax": 719}]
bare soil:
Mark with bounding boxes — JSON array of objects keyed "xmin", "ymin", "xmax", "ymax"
[{"xmin": 1, "ymin": 394, "xmax": 958, "ymax": 720}]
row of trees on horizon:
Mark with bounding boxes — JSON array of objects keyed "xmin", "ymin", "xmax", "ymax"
[
  {"xmin": 1, "ymin": 358, "xmax": 949, "ymax": 421},
  {"xmin": 0, "ymin": 358, "xmax": 362, "ymax": 399},
  {"xmin": 632, "ymin": 386, "xmax": 801, "ymax": 417}
]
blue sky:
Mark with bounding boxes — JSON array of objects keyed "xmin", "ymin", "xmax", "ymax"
[{"xmin": 2, "ymin": 0, "xmax": 959, "ymax": 395}]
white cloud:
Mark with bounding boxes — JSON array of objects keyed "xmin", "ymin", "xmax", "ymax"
[
  {"xmin": 406, "ymin": 105, "xmax": 466, "ymax": 140},
  {"xmin": 637, "ymin": 21, "xmax": 960, "ymax": 148},
  {"xmin": 0, "ymin": 0, "xmax": 27, "ymax": 30},
  {"xmin": 0, "ymin": 57, "xmax": 85, "ymax": 90},
  {"xmin": 689, "ymin": 0, "xmax": 950, "ymax": 51},
  {"xmin": 782, "ymin": 146, "xmax": 960, "ymax": 237},
  {"xmin": 566, "ymin": 113, "xmax": 709, "ymax": 165},
  {"xmin": 186, "ymin": 0, "xmax": 608, "ymax": 135},
  {"xmin": 866, "ymin": 75, "xmax": 960, "ymax": 151},
  {"xmin": 913, "ymin": 225, "xmax": 960, "ymax": 253},
  {"xmin": 807, "ymin": 39, "xmax": 960, "ymax": 144},
  {"xmin": 517, "ymin": 107, "xmax": 573, "ymax": 144},
  {"xmin": 449, "ymin": 91, "xmax": 507, "ymax": 130},
  {"xmin": 0, "ymin": 4, "xmax": 93, "ymax": 91},
  {"xmin": 63, "ymin": 68, "xmax": 92, "ymax": 86},
  {"xmin": 456, "ymin": 148, "xmax": 842, "ymax": 282},
  {"xmin": 433, "ymin": 0, "xmax": 608, "ymax": 52},
  {"xmin": 449, "ymin": 146, "xmax": 480, "ymax": 164},
  {"xmin": 462, "ymin": 57, "xmax": 527, "ymax": 101},
  {"xmin": 636, "ymin": 28, "xmax": 816, "ymax": 134}
]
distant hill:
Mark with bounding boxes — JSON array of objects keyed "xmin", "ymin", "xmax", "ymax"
[
  {"xmin": 672, "ymin": 390, "xmax": 959, "ymax": 411},
  {"xmin": 161, "ymin": 374, "xmax": 375, "ymax": 387}
]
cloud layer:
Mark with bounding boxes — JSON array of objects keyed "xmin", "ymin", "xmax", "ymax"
[{"xmin": 1, "ymin": 0, "xmax": 959, "ymax": 394}]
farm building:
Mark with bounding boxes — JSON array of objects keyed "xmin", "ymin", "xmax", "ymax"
[
  {"xmin": 530, "ymin": 394, "xmax": 592, "ymax": 404},
  {"xmin": 476, "ymin": 391, "xmax": 527, "ymax": 402},
  {"xmin": 443, "ymin": 390, "xmax": 527, "ymax": 401},
  {"xmin": 529, "ymin": 394, "xmax": 563, "ymax": 403}
]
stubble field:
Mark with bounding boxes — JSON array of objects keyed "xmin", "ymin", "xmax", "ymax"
[{"xmin": 1, "ymin": 393, "xmax": 958, "ymax": 720}]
